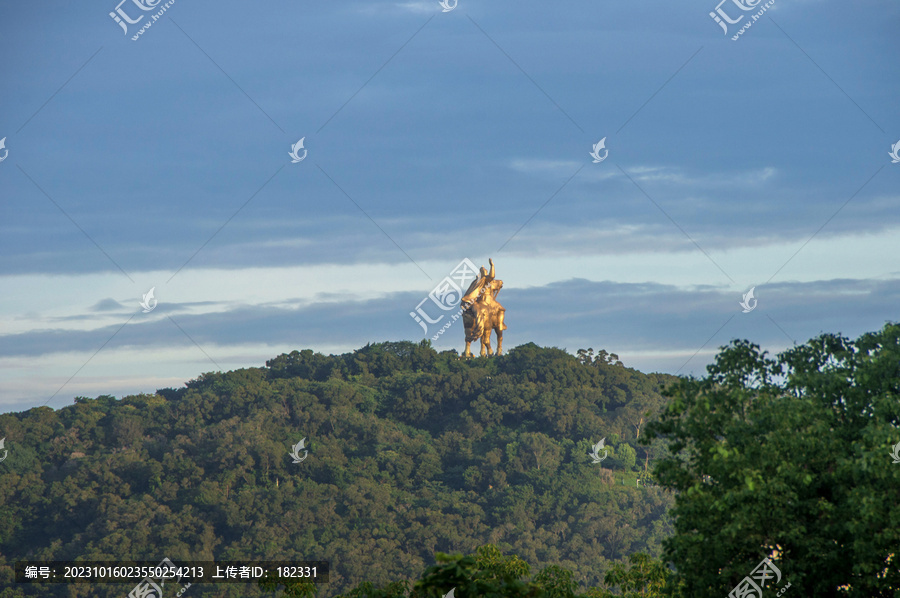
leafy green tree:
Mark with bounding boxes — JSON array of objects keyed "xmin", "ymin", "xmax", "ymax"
[
  {"xmin": 576, "ymin": 348, "xmax": 624, "ymax": 368},
  {"xmin": 259, "ymin": 578, "xmax": 319, "ymax": 598},
  {"xmin": 644, "ymin": 324, "xmax": 900, "ymax": 597},
  {"xmin": 614, "ymin": 443, "xmax": 636, "ymax": 470},
  {"xmin": 533, "ymin": 564, "xmax": 578, "ymax": 598},
  {"xmin": 410, "ymin": 545, "xmax": 537, "ymax": 598},
  {"xmin": 597, "ymin": 552, "xmax": 670, "ymax": 597}
]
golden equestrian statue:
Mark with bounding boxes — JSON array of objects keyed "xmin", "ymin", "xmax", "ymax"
[{"xmin": 461, "ymin": 258, "xmax": 507, "ymax": 357}]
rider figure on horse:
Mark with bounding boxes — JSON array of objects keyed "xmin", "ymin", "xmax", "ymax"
[{"xmin": 461, "ymin": 258, "xmax": 506, "ymax": 356}]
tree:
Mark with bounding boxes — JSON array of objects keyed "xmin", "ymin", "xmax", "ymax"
[
  {"xmin": 410, "ymin": 545, "xmax": 536, "ymax": 598},
  {"xmin": 533, "ymin": 564, "xmax": 578, "ymax": 598},
  {"xmin": 644, "ymin": 324, "xmax": 900, "ymax": 597},
  {"xmin": 259, "ymin": 578, "xmax": 319, "ymax": 598},
  {"xmin": 615, "ymin": 443, "xmax": 637, "ymax": 470},
  {"xmin": 576, "ymin": 348, "xmax": 624, "ymax": 368},
  {"xmin": 589, "ymin": 552, "xmax": 671, "ymax": 597}
]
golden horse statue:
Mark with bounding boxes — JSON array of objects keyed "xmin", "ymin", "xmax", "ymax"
[{"xmin": 461, "ymin": 258, "xmax": 507, "ymax": 357}]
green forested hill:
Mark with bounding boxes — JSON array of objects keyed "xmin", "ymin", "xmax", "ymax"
[{"xmin": 0, "ymin": 341, "xmax": 677, "ymax": 597}]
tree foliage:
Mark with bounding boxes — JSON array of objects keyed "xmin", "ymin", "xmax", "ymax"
[
  {"xmin": 644, "ymin": 324, "xmax": 900, "ymax": 597},
  {"xmin": 321, "ymin": 544, "xmax": 669, "ymax": 598}
]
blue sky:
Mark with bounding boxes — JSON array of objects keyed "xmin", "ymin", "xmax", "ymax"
[{"xmin": 1, "ymin": 0, "xmax": 898, "ymax": 412}]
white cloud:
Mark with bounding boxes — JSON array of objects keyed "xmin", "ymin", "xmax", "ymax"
[
  {"xmin": 394, "ymin": 1, "xmax": 435, "ymax": 14},
  {"xmin": 508, "ymin": 158, "xmax": 618, "ymax": 181},
  {"xmin": 351, "ymin": 1, "xmax": 437, "ymax": 15},
  {"xmin": 627, "ymin": 166, "xmax": 777, "ymax": 187},
  {"xmin": 509, "ymin": 160, "xmax": 778, "ymax": 188}
]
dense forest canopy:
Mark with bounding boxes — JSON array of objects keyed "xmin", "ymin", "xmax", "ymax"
[
  {"xmin": 0, "ymin": 341, "xmax": 676, "ymax": 597},
  {"xmin": 5, "ymin": 324, "xmax": 898, "ymax": 597}
]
